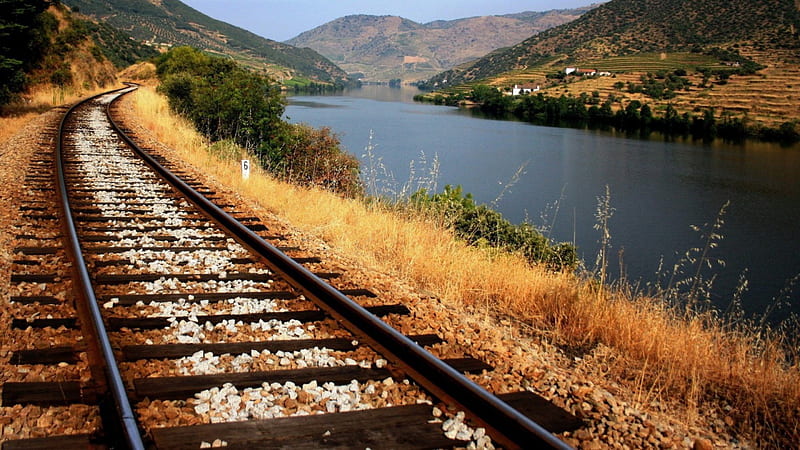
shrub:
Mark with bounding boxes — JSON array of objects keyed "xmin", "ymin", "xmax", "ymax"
[
  {"xmin": 49, "ymin": 64, "xmax": 72, "ymax": 87},
  {"xmin": 157, "ymin": 47, "xmax": 285, "ymax": 155},
  {"xmin": 264, "ymin": 124, "xmax": 362, "ymax": 197},
  {"xmin": 155, "ymin": 47, "xmax": 361, "ymax": 196},
  {"xmin": 410, "ymin": 185, "xmax": 577, "ymax": 270}
]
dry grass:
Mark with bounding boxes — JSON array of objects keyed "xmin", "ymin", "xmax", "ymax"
[
  {"xmin": 0, "ymin": 88, "xmax": 66, "ymax": 145},
  {"xmin": 1, "ymin": 83, "xmax": 119, "ymax": 147},
  {"xmin": 0, "ymin": 114, "xmax": 40, "ymax": 147},
  {"xmin": 130, "ymin": 86, "xmax": 800, "ymax": 447}
]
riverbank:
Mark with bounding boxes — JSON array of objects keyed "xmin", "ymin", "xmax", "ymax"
[
  {"xmin": 122, "ymin": 85, "xmax": 799, "ymax": 447},
  {"xmin": 415, "ymin": 87, "xmax": 800, "ymax": 145}
]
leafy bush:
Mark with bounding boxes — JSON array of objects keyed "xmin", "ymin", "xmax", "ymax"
[
  {"xmin": 264, "ymin": 124, "xmax": 361, "ymax": 197},
  {"xmin": 0, "ymin": 0, "xmax": 51, "ymax": 105},
  {"xmin": 410, "ymin": 185, "xmax": 577, "ymax": 270},
  {"xmin": 157, "ymin": 47, "xmax": 285, "ymax": 149},
  {"xmin": 155, "ymin": 47, "xmax": 362, "ymax": 196},
  {"xmin": 50, "ymin": 63, "xmax": 73, "ymax": 87}
]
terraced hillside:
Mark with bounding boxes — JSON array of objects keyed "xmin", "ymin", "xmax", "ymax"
[
  {"xmin": 668, "ymin": 49, "xmax": 800, "ymax": 126},
  {"xmin": 421, "ymin": 0, "xmax": 800, "ymax": 130},
  {"xmin": 499, "ymin": 50, "xmax": 800, "ymax": 128},
  {"xmin": 424, "ymin": 0, "xmax": 800, "ymax": 89},
  {"xmin": 61, "ymin": 0, "xmax": 347, "ymax": 84}
]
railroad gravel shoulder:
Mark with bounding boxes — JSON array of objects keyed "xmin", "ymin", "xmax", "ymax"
[
  {"xmin": 0, "ymin": 108, "xmax": 105, "ymax": 440},
  {"xmin": 0, "ymin": 109, "xmax": 63, "ymax": 296}
]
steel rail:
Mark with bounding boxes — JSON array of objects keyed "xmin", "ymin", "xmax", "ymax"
[
  {"xmin": 56, "ymin": 87, "xmax": 146, "ymax": 450},
  {"xmin": 107, "ymin": 86, "xmax": 572, "ymax": 449}
]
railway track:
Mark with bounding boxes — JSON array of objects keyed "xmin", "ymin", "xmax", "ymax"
[{"xmin": 1, "ymin": 87, "xmax": 582, "ymax": 449}]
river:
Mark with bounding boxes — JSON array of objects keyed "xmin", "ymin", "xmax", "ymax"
[{"xmin": 285, "ymin": 85, "xmax": 800, "ymax": 322}]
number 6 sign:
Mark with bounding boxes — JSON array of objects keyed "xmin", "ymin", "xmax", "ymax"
[{"xmin": 241, "ymin": 159, "xmax": 250, "ymax": 180}]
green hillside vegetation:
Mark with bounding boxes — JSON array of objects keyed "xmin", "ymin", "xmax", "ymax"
[
  {"xmin": 83, "ymin": 19, "xmax": 158, "ymax": 68},
  {"xmin": 155, "ymin": 47, "xmax": 361, "ymax": 197},
  {"xmin": 0, "ymin": 0, "xmax": 154, "ymax": 108},
  {"xmin": 62, "ymin": 0, "xmax": 348, "ymax": 85}
]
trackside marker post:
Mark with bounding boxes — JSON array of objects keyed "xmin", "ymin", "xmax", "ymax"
[{"xmin": 241, "ymin": 159, "xmax": 250, "ymax": 180}]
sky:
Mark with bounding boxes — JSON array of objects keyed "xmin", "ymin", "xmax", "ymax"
[{"xmin": 181, "ymin": 0, "xmax": 598, "ymax": 42}]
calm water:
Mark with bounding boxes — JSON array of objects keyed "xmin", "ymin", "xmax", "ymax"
[{"xmin": 285, "ymin": 86, "xmax": 800, "ymax": 320}]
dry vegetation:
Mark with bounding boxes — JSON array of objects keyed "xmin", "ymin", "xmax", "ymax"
[
  {"xmin": 0, "ymin": 115, "xmax": 39, "ymax": 148},
  {"xmin": 1, "ymin": 3, "xmax": 129, "ymax": 145},
  {"xmin": 127, "ymin": 85, "xmax": 800, "ymax": 447},
  {"xmin": 0, "ymin": 85, "xmax": 116, "ymax": 148}
]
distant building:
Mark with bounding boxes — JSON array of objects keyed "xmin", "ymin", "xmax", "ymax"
[
  {"xmin": 512, "ymin": 84, "xmax": 540, "ymax": 95},
  {"xmin": 565, "ymin": 67, "xmax": 600, "ymax": 76}
]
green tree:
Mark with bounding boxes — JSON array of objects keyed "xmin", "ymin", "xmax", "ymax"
[
  {"xmin": 470, "ymin": 84, "xmax": 511, "ymax": 116},
  {"xmin": 156, "ymin": 46, "xmax": 361, "ymax": 196},
  {"xmin": 640, "ymin": 103, "xmax": 653, "ymax": 127},
  {"xmin": 0, "ymin": 0, "xmax": 51, "ymax": 105},
  {"xmin": 157, "ymin": 47, "xmax": 285, "ymax": 150}
]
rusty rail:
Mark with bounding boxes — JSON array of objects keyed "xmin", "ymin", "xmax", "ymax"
[{"xmin": 56, "ymin": 86, "xmax": 146, "ymax": 449}]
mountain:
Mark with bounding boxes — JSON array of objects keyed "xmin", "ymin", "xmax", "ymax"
[
  {"xmin": 425, "ymin": 0, "xmax": 800, "ymax": 88},
  {"xmin": 285, "ymin": 8, "xmax": 593, "ymax": 82},
  {"xmin": 61, "ymin": 0, "xmax": 348, "ymax": 84}
]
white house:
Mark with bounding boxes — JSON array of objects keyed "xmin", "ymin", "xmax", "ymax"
[
  {"xmin": 512, "ymin": 84, "xmax": 540, "ymax": 95},
  {"xmin": 565, "ymin": 67, "xmax": 600, "ymax": 76}
]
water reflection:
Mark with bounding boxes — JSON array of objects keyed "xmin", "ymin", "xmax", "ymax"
[{"xmin": 286, "ymin": 87, "xmax": 800, "ymax": 321}]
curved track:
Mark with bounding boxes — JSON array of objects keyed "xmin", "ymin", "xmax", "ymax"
[{"xmin": 2, "ymin": 87, "xmax": 581, "ymax": 449}]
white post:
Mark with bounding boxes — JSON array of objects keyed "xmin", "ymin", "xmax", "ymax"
[{"xmin": 241, "ymin": 159, "xmax": 250, "ymax": 180}]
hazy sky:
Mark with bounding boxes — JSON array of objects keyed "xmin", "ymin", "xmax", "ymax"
[{"xmin": 181, "ymin": 0, "xmax": 598, "ymax": 42}]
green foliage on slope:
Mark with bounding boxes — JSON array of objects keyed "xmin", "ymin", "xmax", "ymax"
[
  {"xmin": 63, "ymin": 0, "xmax": 348, "ymax": 83},
  {"xmin": 156, "ymin": 47, "xmax": 361, "ymax": 196},
  {"xmin": 1, "ymin": 0, "xmax": 153, "ymax": 106},
  {"xmin": 410, "ymin": 185, "xmax": 578, "ymax": 270},
  {"xmin": 0, "ymin": 0, "xmax": 51, "ymax": 105},
  {"xmin": 83, "ymin": 20, "xmax": 158, "ymax": 68}
]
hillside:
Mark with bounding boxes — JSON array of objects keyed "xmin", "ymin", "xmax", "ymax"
[
  {"xmin": 0, "ymin": 1, "xmax": 151, "ymax": 110},
  {"xmin": 425, "ymin": 0, "xmax": 800, "ymax": 88},
  {"xmin": 285, "ymin": 8, "xmax": 592, "ymax": 82},
  {"xmin": 61, "ymin": 0, "xmax": 348, "ymax": 84}
]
